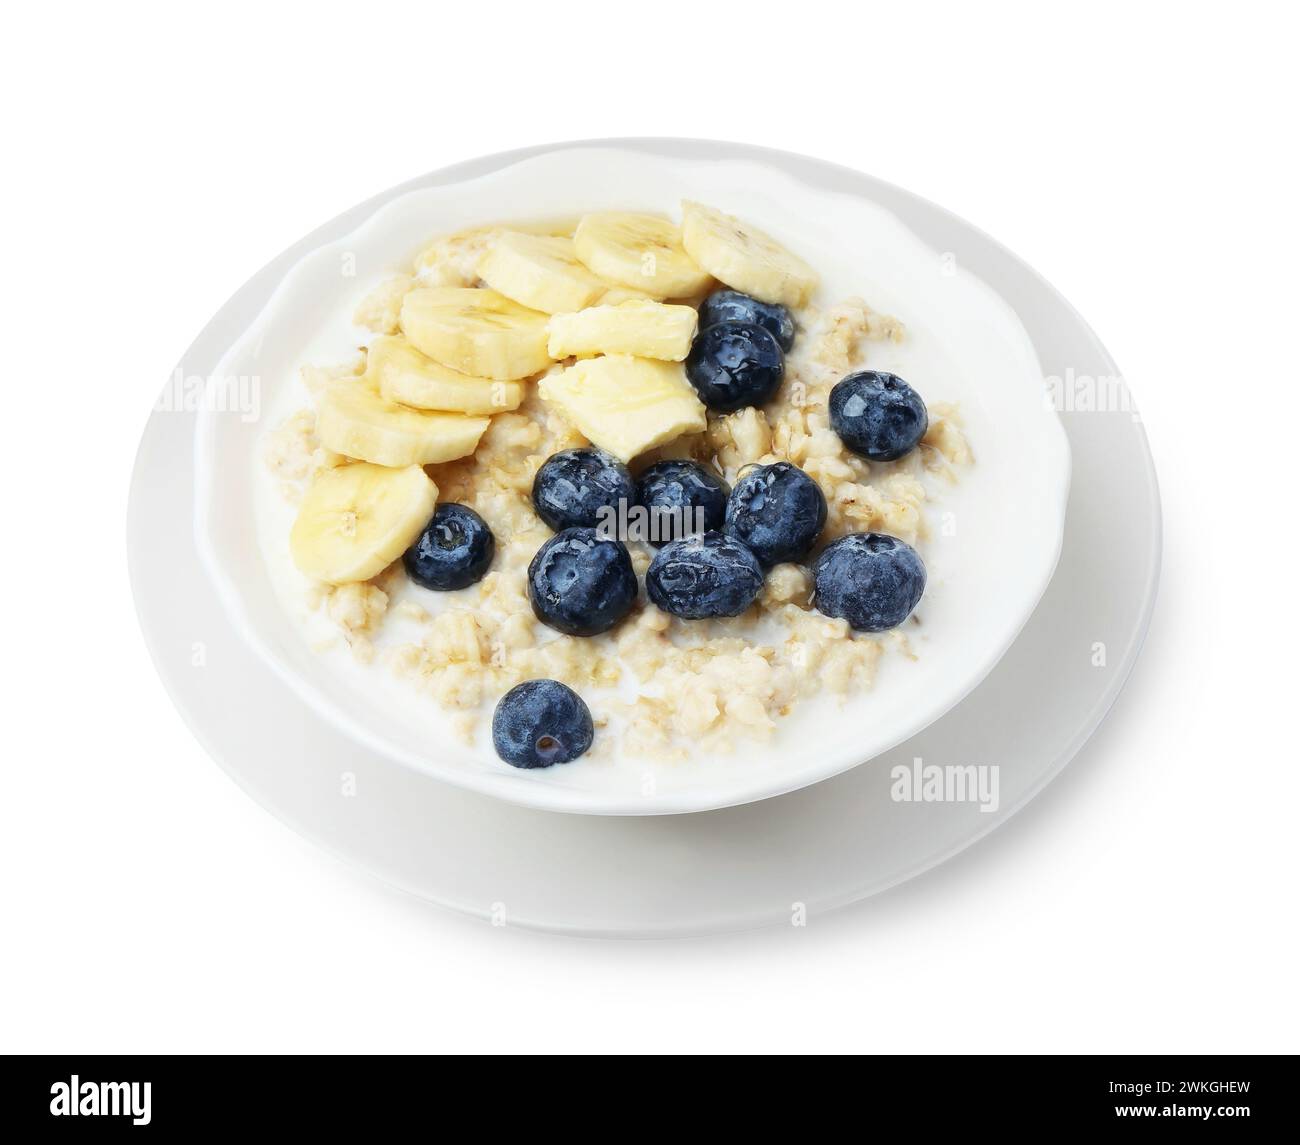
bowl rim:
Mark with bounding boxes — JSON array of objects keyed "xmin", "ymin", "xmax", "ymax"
[{"xmin": 193, "ymin": 139, "xmax": 1072, "ymax": 816}]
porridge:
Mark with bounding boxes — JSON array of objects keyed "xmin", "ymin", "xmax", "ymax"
[{"xmin": 265, "ymin": 202, "xmax": 971, "ymax": 767}]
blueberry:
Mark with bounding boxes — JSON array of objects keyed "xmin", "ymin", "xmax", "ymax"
[
  {"xmin": 829, "ymin": 370, "xmax": 928, "ymax": 462},
  {"xmin": 813, "ymin": 533, "xmax": 926, "ymax": 632},
  {"xmin": 645, "ymin": 531, "xmax": 765, "ymax": 620},
  {"xmin": 402, "ymin": 503, "xmax": 494, "ymax": 591},
  {"xmin": 635, "ymin": 460, "xmax": 730, "ymax": 547},
  {"xmin": 685, "ymin": 321, "xmax": 784, "ymax": 412},
  {"xmin": 492, "ymin": 679, "xmax": 594, "ymax": 768},
  {"xmin": 723, "ymin": 461, "xmax": 826, "ymax": 567},
  {"xmin": 527, "ymin": 527, "xmax": 637, "ymax": 636},
  {"xmin": 531, "ymin": 448, "xmax": 636, "ymax": 532},
  {"xmin": 698, "ymin": 289, "xmax": 795, "ymax": 351}
]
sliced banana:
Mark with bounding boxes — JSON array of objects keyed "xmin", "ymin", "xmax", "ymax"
[
  {"xmin": 478, "ymin": 232, "xmax": 607, "ymax": 315},
  {"xmin": 597, "ymin": 284, "xmax": 658, "ymax": 305},
  {"xmin": 547, "ymin": 300, "xmax": 698, "ymax": 361},
  {"xmin": 538, "ymin": 355, "xmax": 706, "ymax": 462},
  {"xmin": 316, "ymin": 378, "xmax": 489, "ymax": 467},
  {"xmin": 680, "ymin": 200, "xmax": 818, "ymax": 308},
  {"xmin": 399, "ymin": 287, "xmax": 551, "ymax": 380},
  {"xmin": 572, "ymin": 212, "xmax": 711, "ymax": 300},
  {"xmin": 369, "ymin": 334, "xmax": 523, "ymax": 415},
  {"xmin": 290, "ymin": 463, "xmax": 437, "ymax": 585}
]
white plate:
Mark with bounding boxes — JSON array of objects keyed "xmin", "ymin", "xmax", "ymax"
[
  {"xmin": 131, "ymin": 139, "xmax": 1158, "ymax": 935},
  {"xmin": 191, "ymin": 145, "xmax": 1071, "ymax": 815}
]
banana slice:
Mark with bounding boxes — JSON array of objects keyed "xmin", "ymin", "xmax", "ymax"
[
  {"xmin": 369, "ymin": 335, "xmax": 523, "ymax": 415},
  {"xmin": 290, "ymin": 463, "xmax": 437, "ymax": 585},
  {"xmin": 572, "ymin": 212, "xmax": 711, "ymax": 300},
  {"xmin": 680, "ymin": 201, "xmax": 819, "ymax": 308},
  {"xmin": 478, "ymin": 232, "xmax": 607, "ymax": 315},
  {"xmin": 547, "ymin": 300, "xmax": 698, "ymax": 361},
  {"xmin": 597, "ymin": 284, "xmax": 657, "ymax": 305},
  {"xmin": 399, "ymin": 287, "xmax": 551, "ymax": 380},
  {"xmin": 538, "ymin": 355, "xmax": 706, "ymax": 462},
  {"xmin": 317, "ymin": 379, "xmax": 489, "ymax": 467}
]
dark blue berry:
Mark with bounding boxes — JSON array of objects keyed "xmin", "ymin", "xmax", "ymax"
[
  {"xmin": 635, "ymin": 460, "xmax": 730, "ymax": 547},
  {"xmin": 829, "ymin": 371, "xmax": 928, "ymax": 462},
  {"xmin": 685, "ymin": 321, "xmax": 784, "ymax": 412},
  {"xmin": 402, "ymin": 503, "xmax": 494, "ymax": 591},
  {"xmin": 531, "ymin": 448, "xmax": 636, "ymax": 532},
  {"xmin": 492, "ymin": 679, "xmax": 593, "ymax": 768},
  {"xmin": 698, "ymin": 290, "xmax": 795, "ymax": 351},
  {"xmin": 723, "ymin": 461, "xmax": 826, "ymax": 567},
  {"xmin": 527, "ymin": 527, "xmax": 637, "ymax": 636},
  {"xmin": 645, "ymin": 531, "xmax": 765, "ymax": 620},
  {"xmin": 813, "ymin": 533, "xmax": 926, "ymax": 632}
]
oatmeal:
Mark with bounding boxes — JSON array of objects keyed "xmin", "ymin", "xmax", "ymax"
[{"xmin": 268, "ymin": 203, "xmax": 971, "ymax": 767}]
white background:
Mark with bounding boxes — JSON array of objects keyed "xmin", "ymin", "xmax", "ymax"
[{"xmin": 3, "ymin": 1, "xmax": 1296, "ymax": 1054}]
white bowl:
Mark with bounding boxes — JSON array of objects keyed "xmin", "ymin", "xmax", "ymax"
[{"xmin": 194, "ymin": 144, "xmax": 1070, "ymax": 816}]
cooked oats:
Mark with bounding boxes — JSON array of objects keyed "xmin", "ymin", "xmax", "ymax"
[{"xmin": 270, "ymin": 232, "xmax": 972, "ymax": 758}]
